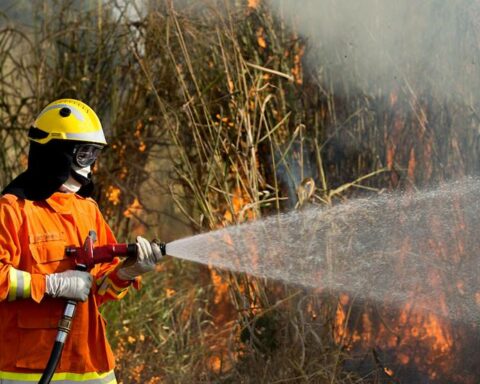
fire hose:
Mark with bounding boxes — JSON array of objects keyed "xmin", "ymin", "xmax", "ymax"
[{"xmin": 38, "ymin": 230, "xmax": 166, "ymax": 384}]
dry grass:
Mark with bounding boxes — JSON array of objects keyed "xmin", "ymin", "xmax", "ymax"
[{"xmin": 0, "ymin": 1, "xmax": 478, "ymax": 383}]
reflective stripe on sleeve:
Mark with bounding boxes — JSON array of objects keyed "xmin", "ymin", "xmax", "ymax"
[
  {"xmin": 97, "ymin": 276, "xmax": 128, "ymax": 299},
  {"xmin": 0, "ymin": 369, "xmax": 116, "ymax": 383},
  {"xmin": 8, "ymin": 268, "xmax": 32, "ymax": 301}
]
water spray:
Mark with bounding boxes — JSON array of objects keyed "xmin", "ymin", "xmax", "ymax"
[{"xmin": 164, "ymin": 178, "xmax": 480, "ymax": 324}]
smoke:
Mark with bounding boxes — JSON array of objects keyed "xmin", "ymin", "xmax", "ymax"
[{"xmin": 273, "ymin": 0, "xmax": 480, "ymax": 102}]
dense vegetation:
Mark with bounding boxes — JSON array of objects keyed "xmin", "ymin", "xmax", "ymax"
[{"xmin": 1, "ymin": 1, "xmax": 479, "ymax": 382}]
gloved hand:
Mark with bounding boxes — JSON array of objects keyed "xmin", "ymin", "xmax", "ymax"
[
  {"xmin": 116, "ymin": 236, "xmax": 163, "ymax": 281},
  {"xmin": 46, "ymin": 270, "xmax": 93, "ymax": 302}
]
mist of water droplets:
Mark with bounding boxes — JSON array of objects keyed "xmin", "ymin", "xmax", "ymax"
[{"xmin": 166, "ymin": 178, "xmax": 480, "ymax": 323}]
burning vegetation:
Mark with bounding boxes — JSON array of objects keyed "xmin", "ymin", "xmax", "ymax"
[{"xmin": 0, "ymin": 0, "xmax": 479, "ymax": 383}]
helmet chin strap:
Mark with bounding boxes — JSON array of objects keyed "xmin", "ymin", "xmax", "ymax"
[{"xmin": 59, "ymin": 165, "xmax": 91, "ymax": 193}]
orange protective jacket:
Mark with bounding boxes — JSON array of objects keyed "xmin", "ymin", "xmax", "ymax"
[{"xmin": 0, "ymin": 192, "xmax": 138, "ymax": 381}]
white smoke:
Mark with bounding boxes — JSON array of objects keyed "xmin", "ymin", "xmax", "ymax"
[{"xmin": 273, "ymin": 0, "xmax": 480, "ymax": 102}]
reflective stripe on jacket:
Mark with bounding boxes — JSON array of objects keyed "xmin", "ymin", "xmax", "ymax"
[
  {"xmin": 0, "ymin": 369, "xmax": 116, "ymax": 383},
  {"xmin": 0, "ymin": 193, "xmax": 139, "ymax": 376}
]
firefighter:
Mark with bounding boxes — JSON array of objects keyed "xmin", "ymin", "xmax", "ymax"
[{"xmin": 0, "ymin": 99, "xmax": 161, "ymax": 383}]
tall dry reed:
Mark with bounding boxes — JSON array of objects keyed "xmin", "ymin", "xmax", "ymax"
[{"xmin": 0, "ymin": 1, "xmax": 478, "ymax": 382}]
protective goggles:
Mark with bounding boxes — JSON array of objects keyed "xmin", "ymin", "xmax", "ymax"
[{"xmin": 72, "ymin": 144, "xmax": 103, "ymax": 168}]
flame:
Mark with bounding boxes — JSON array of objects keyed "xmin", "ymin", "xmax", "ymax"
[
  {"xmin": 210, "ymin": 270, "xmax": 230, "ymax": 307},
  {"xmin": 332, "ymin": 244, "xmax": 460, "ymax": 380},
  {"xmin": 131, "ymin": 363, "xmax": 145, "ymax": 383},
  {"xmin": 208, "ymin": 355, "xmax": 222, "ymax": 373},
  {"xmin": 223, "ymin": 187, "xmax": 255, "ymax": 223},
  {"xmin": 407, "ymin": 147, "xmax": 416, "ymax": 186},
  {"xmin": 335, "ymin": 296, "xmax": 456, "ymax": 380},
  {"xmin": 248, "ymin": 0, "xmax": 260, "ymax": 10},
  {"xmin": 386, "ymin": 143, "xmax": 395, "ymax": 171},
  {"xmin": 306, "ymin": 300, "xmax": 318, "ymax": 320},
  {"xmin": 123, "ymin": 197, "xmax": 142, "ymax": 218},
  {"xmin": 146, "ymin": 377, "xmax": 161, "ymax": 384},
  {"xmin": 333, "ymin": 220, "xmax": 458, "ymax": 379},
  {"xmin": 206, "ymin": 326, "xmax": 238, "ymax": 374},
  {"xmin": 256, "ymin": 27, "xmax": 267, "ymax": 49},
  {"xmin": 119, "ymin": 166, "xmax": 128, "ymax": 180},
  {"xmin": 291, "ymin": 44, "xmax": 305, "ymax": 85},
  {"xmin": 384, "ymin": 367, "xmax": 394, "ymax": 376},
  {"xmin": 165, "ymin": 288, "xmax": 176, "ymax": 298},
  {"xmin": 334, "ymin": 293, "xmax": 350, "ymax": 344},
  {"xmin": 106, "ymin": 185, "xmax": 121, "ymax": 205},
  {"xmin": 227, "ymin": 78, "xmax": 235, "ymax": 93},
  {"xmin": 206, "ymin": 261, "xmax": 238, "ymax": 373},
  {"xmin": 123, "ymin": 197, "xmax": 146, "ymax": 236},
  {"xmin": 204, "ymin": 185, "xmax": 260, "ymax": 375},
  {"xmin": 134, "ymin": 120, "xmax": 143, "ymax": 138}
]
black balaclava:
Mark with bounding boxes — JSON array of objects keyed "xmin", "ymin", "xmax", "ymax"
[{"xmin": 2, "ymin": 140, "xmax": 95, "ymax": 201}]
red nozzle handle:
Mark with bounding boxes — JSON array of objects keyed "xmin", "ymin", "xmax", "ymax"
[
  {"xmin": 66, "ymin": 243, "xmax": 138, "ymax": 269},
  {"xmin": 91, "ymin": 243, "xmax": 138, "ymax": 265}
]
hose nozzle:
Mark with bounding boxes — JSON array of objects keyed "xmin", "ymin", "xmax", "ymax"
[{"xmin": 153, "ymin": 239, "xmax": 167, "ymax": 256}]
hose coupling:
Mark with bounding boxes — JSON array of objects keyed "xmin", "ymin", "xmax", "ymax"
[
  {"xmin": 160, "ymin": 242, "xmax": 166, "ymax": 256},
  {"xmin": 152, "ymin": 239, "xmax": 167, "ymax": 256}
]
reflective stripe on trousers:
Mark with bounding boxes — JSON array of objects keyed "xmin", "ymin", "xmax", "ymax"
[{"xmin": 0, "ymin": 370, "xmax": 116, "ymax": 383}]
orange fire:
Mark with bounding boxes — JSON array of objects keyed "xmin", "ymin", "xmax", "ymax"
[
  {"xmin": 256, "ymin": 27, "xmax": 267, "ymax": 49},
  {"xmin": 334, "ymin": 296, "xmax": 457, "ymax": 380},
  {"xmin": 247, "ymin": 0, "xmax": 260, "ymax": 10},
  {"xmin": 204, "ymin": 184, "xmax": 261, "ymax": 373},
  {"xmin": 123, "ymin": 197, "xmax": 146, "ymax": 236},
  {"xmin": 123, "ymin": 197, "xmax": 142, "ymax": 218},
  {"xmin": 106, "ymin": 185, "xmax": 121, "ymax": 205}
]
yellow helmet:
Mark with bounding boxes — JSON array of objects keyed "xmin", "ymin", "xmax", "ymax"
[{"xmin": 28, "ymin": 99, "xmax": 107, "ymax": 145}]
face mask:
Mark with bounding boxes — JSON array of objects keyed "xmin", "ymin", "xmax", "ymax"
[
  {"xmin": 59, "ymin": 176, "xmax": 82, "ymax": 193},
  {"xmin": 70, "ymin": 163, "xmax": 93, "ymax": 186},
  {"xmin": 59, "ymin": 165, "xmax": 91, "ymax": 193}
]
